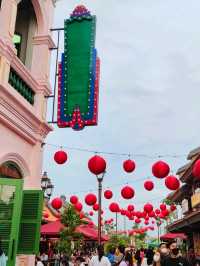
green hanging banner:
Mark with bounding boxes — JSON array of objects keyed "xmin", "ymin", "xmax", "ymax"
[{"xmin": 57, "ymin": 6, "xmax": 100, "ymax": 130}]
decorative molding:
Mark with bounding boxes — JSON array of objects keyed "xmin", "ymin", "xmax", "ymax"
[
  {"xmin": 0, "ymin": 84, "xmax": 53, "ymax": 144},
  {"xmin": 33, "ymin": 35, "xmax": 56, "ymax": 49}
]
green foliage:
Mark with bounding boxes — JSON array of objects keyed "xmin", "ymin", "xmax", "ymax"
[
  {"xmin": 56, "ymin": 203, "xmax": 84, "ymax": 256},
  {"xmin": 104, "ymin": 234, "xmax": 130, "ymax": 254}
]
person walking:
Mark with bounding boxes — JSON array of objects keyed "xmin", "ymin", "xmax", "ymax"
[
  {"xmin": 107, "ymin": 247, "xmax": 116, "ymax": 265},
  {"xmin": 153, "ymin": 243, "xmax": 169, "ymax": 266},
  {"xmin": 89, "ymin": 246, "xmax": 111, "ymax": 266},
  {"xmin": 146, "ymin": 246, "xmax": 154, "ymax": 266},
  {"xmin": 161, "ymin": 241, "xmax": 189, "ymax": 266}
]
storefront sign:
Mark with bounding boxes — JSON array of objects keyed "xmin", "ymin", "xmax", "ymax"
[
  {"xmin": 191, "ymin": 193, "xmax": 200, "ymax": 208},
  {"xmin": 182, "ymin": 199, "xmax": 189, "ymax": 214},
  {"xmin": 57, "ymin": 6, "xmax": 100, "ymax": 130}
]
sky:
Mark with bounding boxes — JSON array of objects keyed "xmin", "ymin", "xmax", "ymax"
[{"xmin": 43, "ymin": 0, "xmax": 200, "ymax": 233}]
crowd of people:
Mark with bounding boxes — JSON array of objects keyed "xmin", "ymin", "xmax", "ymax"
[{"xmin": 35, "ymin": 240, "xmax": 200, "ymax": 266}]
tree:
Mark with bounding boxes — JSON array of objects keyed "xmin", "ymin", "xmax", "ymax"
[
  {"xmin": 104, "ymin": 234, "xmax": 130, "ymax": 254},
  {"xmin": 56, "ymin": 203, "xmax": 85, "ymax": 256}
]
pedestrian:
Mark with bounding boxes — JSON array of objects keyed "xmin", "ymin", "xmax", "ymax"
[
  {"xmin": 107, "ymin": 247, "xmax": 116, "ymax": 265},
  {"xmin": 0, "ymin": 240, "xmax": 7, "ymax": 266},
  {"xmin": 161, "ymin": 241, "xmax": 189, "ymax": 266},
  {"xmin": 146, "ymin": 246, "xmax": 154, "ymax": 266},
  {"xmin": 41, "ymin": 252, "xmax": 48, "ymax": 266},
  {"xmin": 115, "ymin": 245, "xmax": 125, "ymax": 265},
  {"xmin": 135, "ymin": 248, "xmax": 145, "ymax": 266},
  {"xmin": 153, "ymin": 243, "xmax": 169, "ymax": 266},
  {"xmin": 89, "ymin": 245, "xmax": 111, "ymax": 266},
  {"xmin": 36, "ymin": 256, "xmax": 44, "ymax": 266},
  {"xmin": 118, "ymin": 252, "xmax": 133, "ymax": 266}
]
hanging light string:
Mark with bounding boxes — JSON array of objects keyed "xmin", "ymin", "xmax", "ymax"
[{"xmin": 44, "ymin": 142, "xmax": 187, "ymax": 159}]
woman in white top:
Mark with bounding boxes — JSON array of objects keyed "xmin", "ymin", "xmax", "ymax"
[{"xmin": 89, "ymin": 246, "xmax": 111, "ymax": 266}]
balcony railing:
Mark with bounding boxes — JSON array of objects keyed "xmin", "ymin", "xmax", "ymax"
[{"xmin": 8, "ymin": 67, "xmax": 35, "ymax": 105}]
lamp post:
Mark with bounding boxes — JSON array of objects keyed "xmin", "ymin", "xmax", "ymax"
[
  {"xmin": 97, "ymin": 172, "xmax": 105, "ymax": 246},
  {"xmin": 41, "ymin": 171, "xmax": 54, "ymax": 200}
]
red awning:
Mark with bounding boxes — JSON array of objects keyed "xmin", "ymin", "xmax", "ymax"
[
  {"xmin": 41, "ymin": 220, "xmax": 64, "ymax": 236},
  {"xmin": 40, "ymin": 221, "xmax": 109, "ymax": 241},
  {"xmin": 160, "ymin": 232, "xmax": 187, "ymax": 241}
]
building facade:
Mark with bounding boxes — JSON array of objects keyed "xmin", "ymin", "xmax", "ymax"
[
  {"xmin": 0, "ymin": 0, "xmax": 55, "ymax": 265},
  {"xmin": 166, "ymin": 147, "xmax": 200, "ymax": 258}
]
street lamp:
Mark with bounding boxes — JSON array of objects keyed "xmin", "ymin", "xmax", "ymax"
[
  {"xmin": 41, "ymin": 171, "xmax": 54, "ymax": 200},
  {"xmin": 97, "ymin": 172, "xmax": 105, "ymax": 246}
]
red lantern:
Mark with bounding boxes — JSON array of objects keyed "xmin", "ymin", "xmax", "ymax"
[
  {"xmin": 152, "ymin": 161, "xmax": 170, "ymax": 178},
  {"xmin": 162, "ymin": 209, "xmax": 169, "ymax": 217},
  {"xmin": 109, "ymin": 202, "xmax": 120, "ymax": 213},
  {"xmin": 123, "ymin": 159, "xmax": 136, "ymax": 173},
  {"xmin": 121, "ymin": 209, "xmax": 126, "ymax": 215},
  {"xmin": 135, "ymin": 218, "xmax": 141, "ymax": 224},
  {"xmin": 43, "ymin": 213, "xmax": 49, "ymax": 219},
  {"xmin": 93, "ymin": 203, "xmax": 99, "ymax": 211},
  {"xmin": 85, "ymin": 193, "xmax": 97, "ymax": 206},
  {"xmin": 75, "ymin": 202, "xmax": 83, "ymax": 212},
  {"xmin": 54, "ymin": 150, "xmax": 68, "ymax": 164},
  {"xmin": 104, "ymin": 190, "xmax": 113, "ymax": 199},
  {"xmin": 152, "ymin": 221, "xmax": 155, "ymax": 224},
  {"xmin": 165, "ymin": 175, "xmax": 180, "ymax": 191},
  {"xmin": 127, "ymin": 204, "xmax": 135, "ymax": 212},
  {"xmin": 170, "ymin": 204, "xmax": 176, "ymax": 212},
  {"xmin": 88, "ymin": 155, "xmax": 106, "ymax": 175},
  {"xmin": 160, "ymin": 203, "xmax": 166, "ymax": 211},
  {"xmin": 70, "ymin": 195, "xmax": 78, "ymax": 205},
  {"xmin": 144, "ymin": 220, "xmax": 149, "ymax": 225},
  {"xmin": 121, "ymin": 185, "xmax": 135, "ymax": 199},
  {"xmin": 144, "ymin": 180, "xmax": 154, "ymax": 191},
  {"xmin": 51, "ymin": 198, "xmax": 63, "ymax": 210},
  {"xmin": 89, "ymin": 211, "xmax": 94, "ymax": 216},
  {"xmin": 155, "ymin": 209, "xmax": 161, "ymax": 215},
  {"xmin": 79, "ymin": 212, "xmax": 85, "ymax": 219},
  {"xmin": 148, "ymin": 211, "xmax": 155, "ymax": 218},
  {"xmin": 144, "ymin": 203, "xmax": 153, "ymax": 213},
  {"xmin": 192, "ymin": 159, "xmax": 200, "ymax": 179},
  {"xmin": 135, "ymin": 211, "xmax": 143, "ymax": 218}
]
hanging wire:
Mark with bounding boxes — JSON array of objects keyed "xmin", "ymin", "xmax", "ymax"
[{"xmin": 44, "ymin": 142, "xmax": 187, "ymax": 159}]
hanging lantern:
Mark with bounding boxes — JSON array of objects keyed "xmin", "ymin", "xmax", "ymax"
[
  {"xmin": 79, "ymin": 212, "xmax": 85, "ymax": 219},
  {"xmin": 88, "ymin": 155, "xmax": 106, "ymax": 175},
  {"xmin": 121, "ymin": 185, "xmax": 135, "ymax": 199},
  {"xmin": 109, "ymin": 202, "xmax": 120, "ymax": 213},
  {"xmin": 123, "ymin": 159, "xmax": 136, "ymax": 173},
  {"xmin": 104, "ymin": 190, "xmax": 113, "ymax": 199},
  {"xmin": 54, "ymin": 150, "xmax": 68, "ymax": 164},
  {"xmin": 70, "ymin": 195, "xmax": 78, "ymax": 205},
  {"xmin": 89, "ymin": 211, "xmax": 94, "ymax": 216},
  {"xmin": 192, "ymin": 159, "xmax": 200, "ymax": 179},
  {"xmin": 121, "ymin": 209, "xmax": 126, "ymax": 215},
  {"xmin": 144, "ymin": 220, "xmax": 149, "ymax": 225},
  {"xmin": 148, "ymin": 211, "xmax": 155, "ymax": 218},
  {"xmin": 152, "ymin": 221, "xmax": 155, "ymax": 224},
  {"xmin": 152, "ymin": 161, "xmax": 170, "ymax": 178},
  {"xmin": 165, "ymin": 175, "xmax": 180, "ymax": 191},
  {"xmin": 170, "ymin": 204, "xmax": 176, "ymax": 212},
  {"xmin": 135, "ymin": 211, "xmax": 143, "ymax": 218},
  {"xmin": 155, "ymin": 208, "xmax": 161, "ymax": 215},
  {"xmin": 43, "ymin": 213, "xmax": 49, "ymax": 219},
  {"xmin": 135, "ymin": 218, "xmax": 141, "ymax": 224},
  {"xmin": 127, "ymin": 204, "xmax": 135, "ymax": 212},
  {"xmin": 75, "ymin": 202, "xmax": 83, "ymax": 212},
  {"xmin": 161, "ymin": 209, "xmax": 169, "ymax": 217},
  {"xmin": 160, "ymin": 203, "xmax": 166, "ymax": 211},
  {"xmin": 93, "ymin": 203, "xmax": 99, "ymax": 211},
  {"xmin": 51, "ymin": 198, "xmax": 63, "ymax": 210},
  {"xmin": 85, "ymin": 193, "xmax": 97, "ymax": 206},
  {"xmin": 144, "ymin": 203, "xmax": 153, "ymax": 213},
  {"xmin": 55, "ymin": 213, "xmax": 61, "ymax": 219},
  {"xmin": 144, "ymin": 180, "xmax": 154, "ymax": 191}
]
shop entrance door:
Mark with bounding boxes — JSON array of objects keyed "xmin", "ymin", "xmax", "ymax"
[{"xmin": 0, "ymin": 178, "xmax": 23, "ymax": 266}]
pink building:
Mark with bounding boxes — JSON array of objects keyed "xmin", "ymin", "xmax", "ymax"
[{"xmin": 0, "ymin": 0, "xmax": 55, "ymax": 265}]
